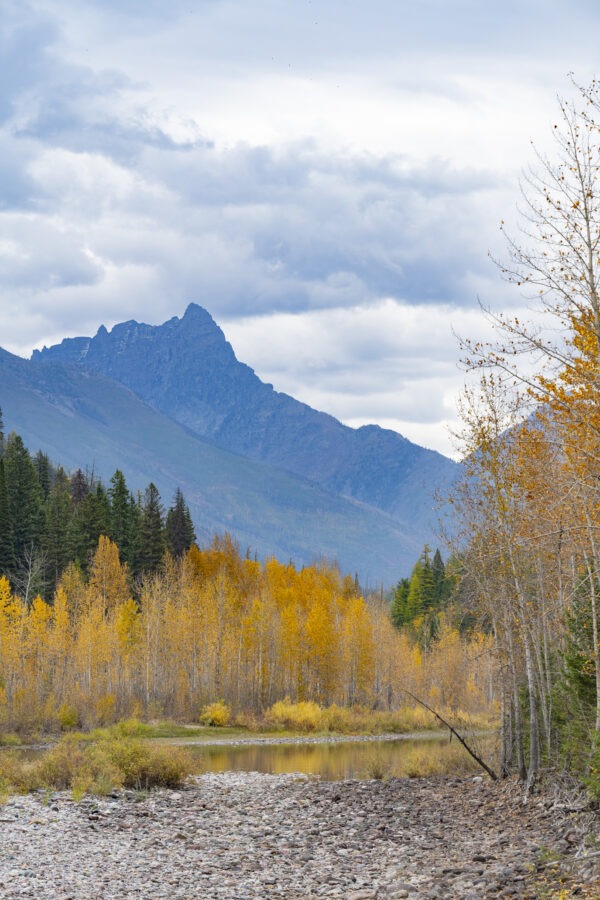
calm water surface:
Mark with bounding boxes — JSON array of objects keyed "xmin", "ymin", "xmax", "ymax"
[{"xmin": 176, "ymin": 735, "xmax": 495, "ymax": 781}]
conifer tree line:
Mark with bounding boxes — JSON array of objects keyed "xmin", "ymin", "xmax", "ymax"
[
  {"xmin": 390, "ymin": 546, "xmax": 464, "ymax": 645},
  {"xmin": 0, "ymin": 410, "xmax": 195, "ymax": 600}
]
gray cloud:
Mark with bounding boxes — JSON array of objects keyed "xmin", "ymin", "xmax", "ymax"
[{"xmin": 0, "ymin": 0, "xmax": 599, "ymax": 456}]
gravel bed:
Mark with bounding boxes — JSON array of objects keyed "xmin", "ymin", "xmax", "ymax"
[
  {"xmin": 167, "ymin": 731, "xmax": 449, "ymax": 747},
  {"xmin": 0, "ymin": 772, "xmax": 598, "ymax": 899}
]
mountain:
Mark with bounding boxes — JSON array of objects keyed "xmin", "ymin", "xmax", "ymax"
[
  {"xmin": 35, "ymin": 303, "xmax": 459, "ymax": 534},
  {"xmin": 0, "ymin": 302, "xmax": 460, "ymax": 584},
  {"xmin": 0, "ymin": 346, "xmax": 423, "ymax": 585}
]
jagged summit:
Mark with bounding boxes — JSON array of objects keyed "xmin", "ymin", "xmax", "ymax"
[
  {"xmin": 35, "ymin": 303, "xmax": 458, "ymax": 530},
  {"xmin": 2, "ymin": 301, "xmax": 461, "ymax": 581},
  {"xmin": 33, "ymin": 303, "xmax": 222, "ymax": 360}
]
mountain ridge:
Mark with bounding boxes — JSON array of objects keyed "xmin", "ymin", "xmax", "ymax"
[
  {"xmin": 1, "ymin": 344, "xmax": 423, "ymax": 584},
  {"xmin": 0, "ymin": 301, "xmax": 461, "ymax": 584},
  {"xmin": 36, "ymin": 303, "xmax": 458, "ymax": 531}
]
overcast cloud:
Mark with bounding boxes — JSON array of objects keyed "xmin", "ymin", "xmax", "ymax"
[{"xmin": 1, "ymin": 0, "xmax": 599, "ymax": 455}]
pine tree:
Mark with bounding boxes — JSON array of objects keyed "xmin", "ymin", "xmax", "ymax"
[
  {"xmin": 432, "ymin": 549, "xmax": 446, "ymax": 606},
  {"xmin": 4, "ymin": 433, "xmax": 44, "ymax": 564},
  {"xmin": 126, "ymin": 492, "xmax": 143, "ymax": 579},
  {"xmin": 108, "ymin": 470, "xmax": 138, "ymax": 567},
  {"xmin": 390, "ymin": 546, "xmax": 445, "ymax": 647},
  {"xmin": 0, "ymin": 458, "xmax": 15, "ymax": 575},
  {"xmin": 406, "ymin": 546, "xmax": 436, "ymax": 616},
  {"xmin": 70, "ymin": 468, "xmax": 90, "ymax": 505},
  {"xmin": 33, "ymin": 451, "xmax": 52, "ymax": 501},
  {"xmin": 390, "ymin": 577, "xmax": 410, "ymax": 628},
  {"xmin": 138, "ymin": 483, "xmax": 165, "ymax": 574},
  {"xmin": 165, "ymin": 487, "xmax": 196, "ymax": 558},
  {"xmin": 42, "ymin": 468, "xmax": 72, "ymax": 594},
  {"xmin": 67, "ymin": 482, "xmax": 110, "ymax": 569}
]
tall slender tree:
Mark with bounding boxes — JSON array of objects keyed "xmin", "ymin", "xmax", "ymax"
[
  {"xmin": 68, "ymin": 482, "xmax": 110, "ymax": 569},
  {"xmin": 0, "ymin": 458, "xmax": 15, "ymax": 575},
  {"xmin": 4, "ymin": 433, "xmax": 44, "ymax": 564},
  {"xmin": 138, "ymin": 483, "xmax": 165, "ymax": 574},
  {"xmin": 165, "ymin": 487, "xmax": 196, "ymax": 558},
  {"xmin": 33, "ymin": 451, "xmax": 52, "ymax": 501},
  {"xmin": 108, "ymin": 470, "xmax": 137, "ymax": 567},
  {"xmin": 42, "ymin": 468, "xmax": 72, "ymax": 594}
]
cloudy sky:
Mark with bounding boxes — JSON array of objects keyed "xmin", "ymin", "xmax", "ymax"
[{"xmin": 1, "ymin": 0, "xmax": 598, "ymax": 456}]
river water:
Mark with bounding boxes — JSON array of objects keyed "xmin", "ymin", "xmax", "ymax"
[{"xmin": 176, "ymin": 733, "xmax": 495, "ymax": 781}]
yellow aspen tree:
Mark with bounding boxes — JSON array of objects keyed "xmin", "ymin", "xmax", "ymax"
[
  {"xmin": 25, "ymin": 595, "xmax": 52, "ymax": 709},
  {"xmin": 458, "ymin": 85, "xmax": 600, "ymax": 775},
  {"xmin": 341, "ymin": 596, "xmax": 374, "ymax": 706},
  {"xmin": 50, "ymin": 586, "xmax": 72, "ymax": 703},
  {"xmin": 370, "ymin": 597, "xmax": 403, "ymax": 709},
  {"xmin": 57, "ymin": 561, "xmax": 88, "ymax": 622},
  {"xmin": 73, "ymin": 591, "xmax": 112, "ymax": 719},
  {"xmin": 0, "ymin": 576, "xmax": 26, "ymax": 709},
  {"xmin": 87, "ymin": 535, "xmax": 131, "ymax": 616},
  {"xmin": 305, "ymin": 581, "xmax": 339, "ymax": 705},
  {"xmin": 138, "ymin": 573, "xmax": 168, "ymax": 713},
  {"xmin": 114, "ymin": 597, "xmax": 141, "ymax": 713}
]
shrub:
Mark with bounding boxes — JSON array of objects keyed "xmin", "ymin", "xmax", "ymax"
[
  {"xmin": 0, "ymin": 751, "xmax": 43, "ymax": 794},
  {"xmin": 89, "ymin": 737, "xmax": 191, "ymax": 790},
  {"xmin": 322, "ymin": 704, "xmax": 355, "ymax": 733},
  {"xmin": 233, "ymin": 711, "xmax": 260, "ymax": 731},
  {"xmin": 0, "ymin": 734, "xmax": 192, "ymax": 798},
  {"xmin": 95, "ymin": 693, "xmax": 117, "ymax": 726},
  {"xmin": 58, "ymin": 704, "xmax": 80, "ymax": 731},
  {"xmin": 35, "ymin": 737, "xmax": 95, "ymax": 790},
  {"xmin": 199, "ymin": 701, "xmax": 231, "ymax": 727},
  {"xmin": 266, "ymin": 699, "xmax": 324, "ymax": 732},
  {"xmin": 111, "ymin": 719, "xmax": 154, "ymax": 738},
  {"xmin": 364, "ymin": 749, "xmax": 392, "ymax": 780}
]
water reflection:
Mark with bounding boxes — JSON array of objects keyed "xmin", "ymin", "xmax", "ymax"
[{"xmin": 184, "ymin": 735, "xmax": 495, "ymax": 781}]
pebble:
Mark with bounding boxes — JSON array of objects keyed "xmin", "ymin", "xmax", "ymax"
[{"xmin": 0, "ymin": 772, "xmax": 597, "ymax": 898}]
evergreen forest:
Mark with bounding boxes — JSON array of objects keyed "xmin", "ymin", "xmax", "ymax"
[{"xmin": 0, "ymin": 410, "xmax": 196, "ymax": 601}]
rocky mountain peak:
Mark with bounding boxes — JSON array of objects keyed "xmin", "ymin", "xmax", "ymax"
[{"xmin": 33, "ymin": 303, "xmax": 459, "ymax": 527}]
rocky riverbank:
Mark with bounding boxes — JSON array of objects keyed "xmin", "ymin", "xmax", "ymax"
[
  {"xmin": 167, "ymin": 731, "xmax": 449, "ymax": 747},
  {"xmin": 0, "ymin": 772, "xmax": 598, "ymax": 899}
]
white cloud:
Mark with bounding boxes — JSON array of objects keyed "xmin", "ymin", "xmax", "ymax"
[
  {"xmin": 222, "ymin": 299, "xmax": 506, "ymax": 456},
  {"xmin": 0, "ymin": 0, "xmax": 599, "ymax": 457}
]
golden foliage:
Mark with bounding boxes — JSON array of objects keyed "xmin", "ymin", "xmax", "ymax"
[{"xmin": 0, "ymin": 536, "xmax": 495, "ymax": 731}]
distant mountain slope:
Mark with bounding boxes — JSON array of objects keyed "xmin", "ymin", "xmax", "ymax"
[
  {"xmin": 36, "ymin": 303, "xmax": 459, "ymax": 533},
  {"xmin": 0, "ymin": 347, "xmax": 422, "ymax": 584}
]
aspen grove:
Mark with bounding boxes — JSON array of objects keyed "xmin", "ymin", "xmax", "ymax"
[
  {"xmin": 0, "ymin": 532, "xmax": 495, "ymax": 730},
  {"xmin": 452, "ymin": 80, "xmax": 600, "ymax": 792}
]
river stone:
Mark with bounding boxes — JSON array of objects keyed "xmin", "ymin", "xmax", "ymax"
[{"xmin": 0, "ymin": 771, "xmax": 596, "ymax": 898}]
